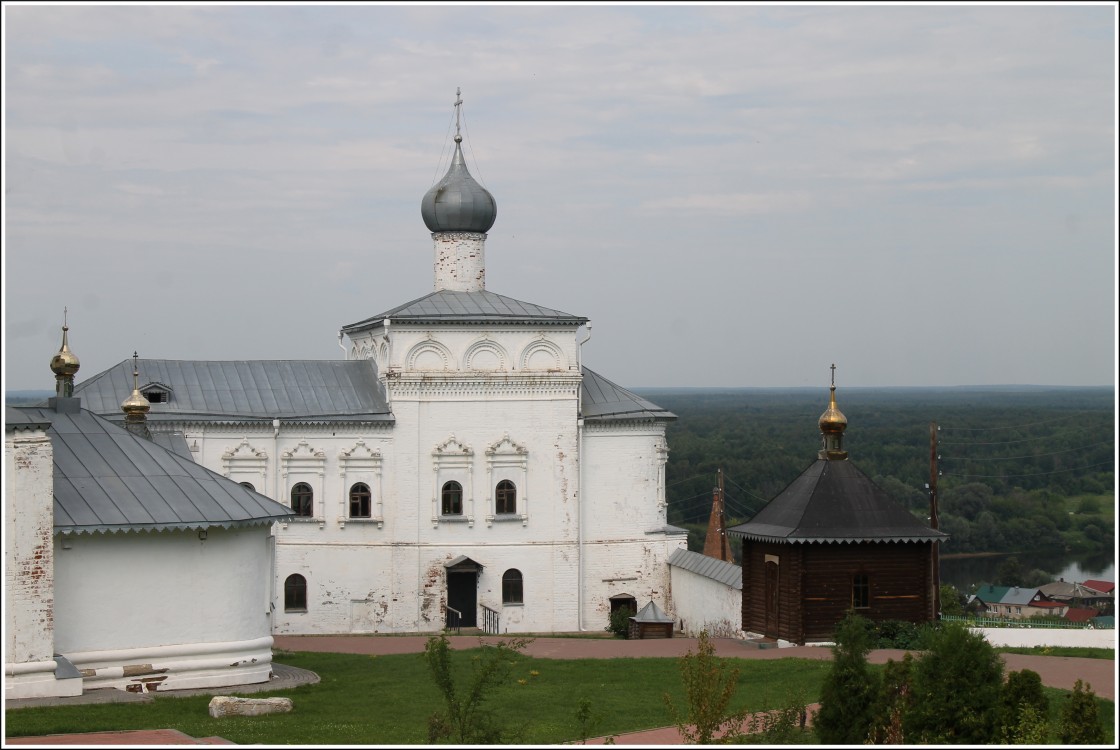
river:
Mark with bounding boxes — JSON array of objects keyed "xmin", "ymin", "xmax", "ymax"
[{"xmin": 939, "ymin": 551, "xmax": 1115, "ymax": 593}]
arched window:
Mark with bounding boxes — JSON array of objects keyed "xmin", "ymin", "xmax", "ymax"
[
  {"xmin": 239, "ymin": 481, "xmax": 255, "ymax": 491},
  {"xmin": 291, "ymin": 482, "xmax": 313, "ymax": 517},
  {"xmin": 285, "ymin": 574, "xmax": 307, "ymax": 611},
  {"xmin": 442, "ymin": 481, "xmax": 463, "ymax": 515},
  {"xmin": 502, "ymin": 569, "xmax": 523, "ymax": 605},
  {"xmin": 495, "ymin": 480, "xmax": 517, "ymax": 515},
  {"xmin": 350, "ymin": 482, "xmax": 371, "ymax": 518}
]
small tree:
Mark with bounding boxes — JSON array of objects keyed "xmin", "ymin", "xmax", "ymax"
[
  {"xmin": 663, "ymin": 630, "xmax": 741, "ymax": 744},
  {"xmin": 904, "ymin": 622, "xmax": 1004, "ymax": 744},
  {"xmin": 1058, "ymin": 679, "xmax": 1105, "ymax": 745},
  {"xmin": 867, "ymin": 653, "xmax": 914, "ymax": 744},
  {"xmin": 607, "ymin": 605, "xmax": 634, "ymax": 638},
  {"xmin": 998, "ymin": 669, "xmax": 1049, "ymax": 742},
  {"xmin": 939, "ymin": 584, "xmax": 964, "ymax": 616},
  {"xmin": 424, "ymin": 634, "xmax": 532, "ymax": 744},
  {"xmin": 814, "ymin": 611, "xmax": 878, "ymax": 744}
]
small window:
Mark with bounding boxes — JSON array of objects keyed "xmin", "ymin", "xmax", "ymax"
[
  {"xmin": 496, "ymin": 480, "xmax": 517, "ymax": 515},
  {"xmin": 852, "ymin": 573, "xmax": 870, "ymax": 609},
  {"xmin": 502, "ymin": 569, "xmax": 523, "ymax": 605},
  {"xmin": 239, "ymin": 481, "xmax": 255, "ymax": 491},
  {"xmin": 350, "ymin": 482, "xmax": 372, "ymax": 518},
  {"xmin": 291, "ymin": 482, "xmax": 314, "ymax": 517},
  {"xmin": 284, "ymin": 574, "xmax": 307, "ymax": 611},
  {"xmin": 442, "ymin": 481, "xmax": 463, "ymax": 515},
  {"xmin": 145, "ymin": 391, "xmax": 165, "ymax": 403}
]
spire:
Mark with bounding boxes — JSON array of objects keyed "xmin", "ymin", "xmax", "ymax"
[
  {"xmin": 818, "ymin": 363, "xmax": 848, "ymax": 460},
  {"xmin": 703, "ymin": 468, "xmax": 733, "ymax": 562},
  {"xmin": 50, "ymin": 308, "xmax": 80, "ymax": 398},
  {"xmin": 121, "ymin": 351, "xmax": 152, "ymax": 439}
]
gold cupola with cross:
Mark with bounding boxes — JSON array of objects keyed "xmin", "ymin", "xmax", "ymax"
[{"xmin": 818, "ymin": 363, "xmax": 848, "ymax": 460}]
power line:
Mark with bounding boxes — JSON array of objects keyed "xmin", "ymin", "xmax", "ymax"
[
  {"xmin": 939, "ymin": 440, "xmax": 1114, "ymax": 462},
  {"xmin": 941, "ymin": 460, "xmax": 1116, "ymax": 479},
  {"xmin": 939, "ymin": 414, "xmax": 1091, "ymax": 432},
  {"xmin": 939, "ymin": 427, "xmax": 1111, "ymax": 446}
]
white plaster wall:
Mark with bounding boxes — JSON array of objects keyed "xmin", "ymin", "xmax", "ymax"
[
  {"xmin": 971, "ymin": 627, "xmax": 1117, "ymax": 649},
  {"xmin": 54, "ymin": 525, "xmax": 273, "ymax": 653},
  {"xmin": 4, "ymin": 427, "xmax": 81, "ymax": 698},
  {"xmin": 158, "ymin": 360, "xmax": 678, "ymax": 636},
  {"xmin": 670, "ymin": 566, "xmax": 743, "ymax": 638}
]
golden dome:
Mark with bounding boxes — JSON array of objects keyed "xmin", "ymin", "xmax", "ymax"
[
  {"xmin": 818, "ymin": 385, "xmax": 847, "ymax": 435},
  {"xmin": 50, "ymin": 325, "xmax": 81, "ymax": 377},
  {"xmin": 121, "ymin": 353, "xmax": 150, "ymax": 417}
]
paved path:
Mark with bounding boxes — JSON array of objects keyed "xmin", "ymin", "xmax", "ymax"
[{"xmin": 6, "ymin": 634, "xmax": 1115, "ymax": 745}]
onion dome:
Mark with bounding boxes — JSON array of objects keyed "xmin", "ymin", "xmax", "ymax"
[
  {"xmin": 51, "ymin": 316, "xmax": 81, "ymax": 398},
  {"xmin": 50, "ymin": 324, "xmax": 80, "ymax": 379},
  {"xmin": 818, "ymin": 364, "xmax": 848, "ymax": 461},
  {"xmin": 818, "ymin": 385, "xmax": 847, "ymax": 435},
  {"xmin": 420, "ymin": 90, "xmax": 497, "ymax": 233},
  {"xmin": 121, "ymin": 352, "xmax": 151, "ymax": 419}
]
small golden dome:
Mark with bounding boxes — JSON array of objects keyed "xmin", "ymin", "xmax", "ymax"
[
  {"xmin": 50, "ymin": 325, "xmax": 81, "ymax": 377},
  {"xmin": 121, "ymin": 353, "xmax": 150, "ymax": 417},
  {"xmin": 818, "ymin": 385, "xmax": 847, "ymax": 434}
]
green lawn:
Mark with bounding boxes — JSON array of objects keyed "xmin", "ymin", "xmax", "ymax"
[
  {"xmin": 5, "ymin": 649, "xmax": 1113, "ymax": 745},
  {"xmin": 4, "ymin": 649, "xmax": 831, "ymax": 745}
]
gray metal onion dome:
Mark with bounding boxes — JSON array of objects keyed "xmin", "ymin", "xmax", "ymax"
[{"xmin": 420, "ymin": 136, "xmax": 497, "ymax": 233}]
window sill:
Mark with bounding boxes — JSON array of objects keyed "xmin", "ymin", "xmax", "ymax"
[
  {"xmin": 487, "ymin": 514, "xmax": 528, "ymax": 527},
  {"xmin": 340, "ymin": 518, "xmax": 384, "ymax": 529},
  {"xmin": 502, "ymin": 602, "xmax": 524, "ymax": 608},
  {"xmin": 284, "ymin": 609, "xmax": 308, "ymax": 614},
  {"xmin": 282, "ymin": 518, "xmax": 324, "ymax": 530}
]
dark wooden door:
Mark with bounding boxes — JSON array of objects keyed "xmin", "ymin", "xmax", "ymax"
[
  {"xmin": 447, "ymin": 571, "xmax": 477, "ymax": 627},
  {"xmin": 765, "ymin": 561, "xmax": 780, "ymax": 636}
]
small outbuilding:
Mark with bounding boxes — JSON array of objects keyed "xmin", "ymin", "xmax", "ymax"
[
  {"xmin": 726, "ymin": 371, "xmax": 948, "ymax": 645},
  {"xmin": 629, "ymin": 600, "xmax": 676, "ymax": 639}
]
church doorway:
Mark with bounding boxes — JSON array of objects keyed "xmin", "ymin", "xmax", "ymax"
[{"xmin": 445, "ymin": 556, "xmax": 483, "ymax": 628}]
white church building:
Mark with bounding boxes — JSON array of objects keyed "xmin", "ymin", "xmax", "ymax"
[{"xmin": 73, "ymin": 103, "xmax": 687, "ymax": 636}]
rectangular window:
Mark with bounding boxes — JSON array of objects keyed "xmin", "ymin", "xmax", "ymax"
[{"xmin": 852, "ymin": 573, "xmax": 870, "ymax": 609}]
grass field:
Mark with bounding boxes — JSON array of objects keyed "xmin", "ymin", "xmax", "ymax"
[{"xmin": 4, "ymin": 648, "xmax": 1113, "ymax": 745}]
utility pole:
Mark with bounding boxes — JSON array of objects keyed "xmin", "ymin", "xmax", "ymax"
[{"xmin": 930, "ymin": 421, "xmax": 941, "ymax": 618}]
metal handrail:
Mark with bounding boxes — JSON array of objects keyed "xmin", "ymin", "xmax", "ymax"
[
  {"xmin": 481, "ymin": 604, "xmax": 500, "ymax": 635},
  {"xmin": 444, "ymin": 604, "xmax": 462, "ymax": 635}
]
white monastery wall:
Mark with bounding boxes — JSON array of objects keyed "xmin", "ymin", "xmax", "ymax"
[
  {"xmin": 581, "ymin": 424, "xmax": 669, "ymax": 538},
  {"xmin": 52, "ymin": 525, "xmax": 275, "ymax": 690},
  {"xmin": 4, "ymin": 425, "xmax": 82, "ymax": 699},
  {"xmin": 670, "ymin": 565, "xmax": 743, "ymax": 638},
  {"xmin": 971, "ymin": 627, "xmax": 1117, "ymax": 649}
]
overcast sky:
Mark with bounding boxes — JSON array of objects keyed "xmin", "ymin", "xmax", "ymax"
[{"xmin": 3, "ymin": 3, "xmax": 1117, "ymax": 392}]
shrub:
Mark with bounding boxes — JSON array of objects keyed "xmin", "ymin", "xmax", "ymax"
[
  {"xmin": 867, "ymin": 653, "xmax": 915, "ymax": 744},
  {"xmin": 998, "ymin": 669, "xmax": 1049, "ymax": 740},
  {"xmin": 607, "ymin": 606, "xmax": 634, "ymax": 639},
  {"xmin": 903, "ymin": 622, "xmax": 1004, "ymax": 744},
  {"xmin": 1058, "ymin": 679, "xmax": 1105, "ymax": 744},
  {"xmin": 815, "ymin": 611, "xmax": 878, "ymax": 744}
]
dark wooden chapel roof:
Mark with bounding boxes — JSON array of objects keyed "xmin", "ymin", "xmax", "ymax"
[{"xmin": 726, "ymin": 458, "xmax": 948, "ymax": 544}]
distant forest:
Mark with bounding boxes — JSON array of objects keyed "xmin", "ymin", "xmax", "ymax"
[{"xmin": 638, "ymin": 387, "xmax": 1116, "ymax": 561}]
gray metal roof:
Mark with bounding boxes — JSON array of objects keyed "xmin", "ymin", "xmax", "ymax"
[
  {"xmin": 581, "ymin": 368, "xmax": 676, "ymax": 422},
  {"xmin": 13, "ymin": 404, "xmax": 293, "ymax": 535},
  {"xmin": 342, "ymin": 289, "xmax": 588, "ymax": 333},
  {"xmin": 668, "ymin": 548, "xmax": 742, "ymax": 590},
  {"xmin": 74, "ymin": 359, "xmax": 392, "ymax": 424},
  {"xmin": 5, "ymin": 406, "xmax": 51, "ymax": 431},
  {"xmin": 726, "ymin": 459, "xmax": 948, "ymax": 544},
  {"xmin": 632, "ymin": 600, "xmax": 675, "ymax": 623}
]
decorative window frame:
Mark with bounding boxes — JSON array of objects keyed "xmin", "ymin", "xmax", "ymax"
[
  {"xmin": 406, "ymin": 337, "xmax": 453, "ymax": 372},
  {"xmin": 222, "ymin": 438, "xmax": 270, "ymax": 495},
  {"xmin": 281, "ymin": 440, "xmax": 326, "ymax": 527},
  {"xmin": 338, "ymin": 439, "xmax": 384, "ymax": 528},
  {"xmin": 485, "ymin": 433, "xmax": 528, "ymax": 526},
  {"xmin": 519, "ymin": 336, "xmax": 565, "ymax": 371},
  {"xmin": 464, "ymin": 336, "xmax": 509, "ymax": 372},
  {"xmin": 432, "ymin": 435, "xmax": 474, "ymax": 527}
]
